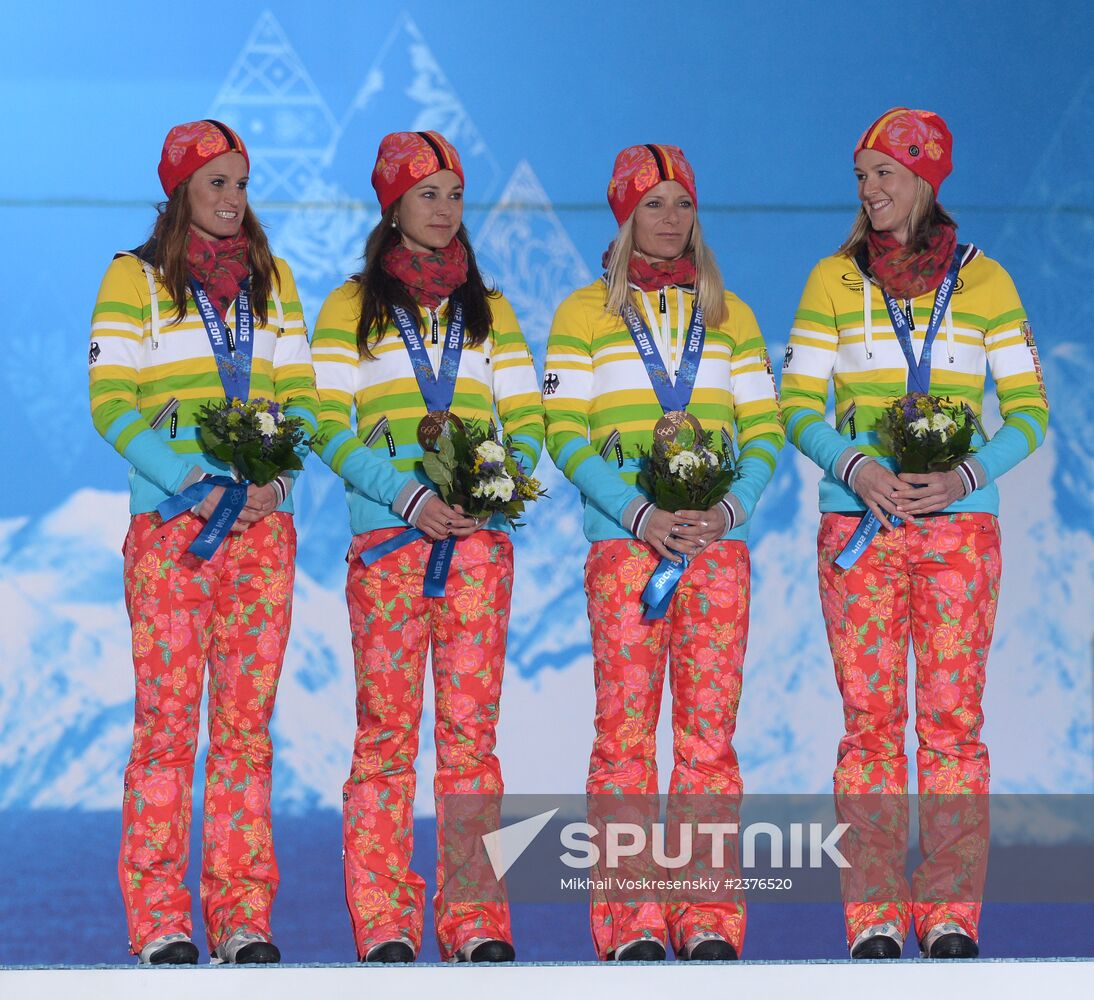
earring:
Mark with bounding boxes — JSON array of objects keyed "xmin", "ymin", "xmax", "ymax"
[{"xmin": 391, "ymin": 216, "xmax": 398, "ymax": 229}]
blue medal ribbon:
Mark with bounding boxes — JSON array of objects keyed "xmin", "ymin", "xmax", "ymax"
[
  {"xmin": 359, "ymin": 529, "xmax": 455, "ymax": 599},
  {"xmin": 423, "ymin": 537, "xmax": 457, "ymax": 598},
  {"xmin": 621, "ymin": 300, "xmax": 705, "ymax": 414},
  {"xmin": 360, "ymin": 527, "xmax": 425, "ymax": 566},
  {"xmin": 159, "ymin": 281, "xmax": 254, "ymax": 560},
  {"xmin": 881, "ymin": 247, "xmax": 963, "ymax": 394},
  {"xmin": 834, "ymin": 510, "xmax": 902, "ymax": 570},
  {"xmin": 190, "ymin": 278, "xmax": 255, "ymax": 402},
  {"xmin": 156, "ymin": 475, "xmax": 248, "ymax": 561},
  {"xmin": 641, "ymin": 555, "xmax": 688, "ymax": 620},
  {"xmin": 391, "ymin": 298, "xmax": 466, "ymax": 413},
  {"xmin": 387, "ymin": 299, "xmax": 466, "ymax": 596},
  {"xmin": 835, "ymin": 246, "xmax": 964, "ymax": 569},
  {"xmin": 623, "ymin": 297, "xmax": 706, "ymax": 617}
]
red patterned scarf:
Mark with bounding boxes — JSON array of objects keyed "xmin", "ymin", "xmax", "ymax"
[
  {"xmin": 187, "ymin": 229, "xmax": 250, "ymax": 320},
  {"xmin": 382, "ymin": 238, "xmax": 469, "ymax": 309},
  {"xmin": 866, "ymin": 223, "xmax": 958, "ymax": 300},
  {"xmin": 602, "ymin": 244, "xmax": 697, "ymax": 291}
]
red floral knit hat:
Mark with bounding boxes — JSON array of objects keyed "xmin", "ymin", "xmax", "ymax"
[
  {"xmin": 371, "ymin": 131, "xmax": 465, "ymax": 212},
  {"xmin": 607, "ymin": 144, "xmax": 698, "ymax": 225},
  {"xmin": 158, "ymin": 120, "xmax": 249, "ymax": 196},
  {"xmin": 854, "ymin": 108, "xmax": 953, "ymax": 194}
]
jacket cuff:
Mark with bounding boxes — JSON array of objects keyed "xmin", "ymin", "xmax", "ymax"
[
  {"xmin": 393, "ymin": 481, "xmax": 437, "ymax": 527},
  {"xmin": 623, "ymin": 496, "xmax": 655, "ymax": 540},
  {"xmin": 836, "ymin": 448, "xmax": 872, "ymax": 492},
  {"xmin": 179, "ymin": 465, "xmax": 208, "ymax": 492},
  {"xmin": 271, "ymin": 474, "xmax": 294, "ymax": 505},
  {"xmin": 954, "ymin": 456, "xmax": 986, "ymax": 496},
  {"xmin": 179, "ymin": 465, "xmax": 214, "ymax": 514},
  {"xmin": 717, "ymin": 493, "xmax": 746, "ymax": 534}
]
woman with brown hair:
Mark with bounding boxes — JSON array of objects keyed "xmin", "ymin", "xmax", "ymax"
[
  {"xmin": 781, "ymin": 107, "xmax": 1049, "ymax": 959},
  {"xmin": 89, "ymin": 119, "xmax": 318, "ymax": 964},
  {"xmin": 311, "ymin": 130, "xmax": 543, "ymax": 963}
]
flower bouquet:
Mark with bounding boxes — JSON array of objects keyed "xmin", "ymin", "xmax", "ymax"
[
  {"xmin": 635, "ymin": 423, "xmax": 737, "ymax": 619},
  {"xmin": 836, "ymin": 391, "xmax": 975, "ymax": 569},
  {"xmin": 874, "ymin": 392, "xmax": 974, "ymax": 474},
  {"xmin": 360, "ymin": 420, "xmax": 545, "ymax": 597},
  {"xmin": 421, "ymin": 421, "xmax": 545, "ymax": 528},
  {"xmin": 156, "ymin": 397, "xmax": 309, "ymax": 560},
  {"xmin": 196, "ymin": 397, "xmax": 309, "ymax": 485},
  {"xmin": 636, "ymin": 427, "xmax": 737, "ymax": 515}
]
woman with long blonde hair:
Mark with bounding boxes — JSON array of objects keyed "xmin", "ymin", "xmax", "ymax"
[{"xmin": 543, "ymin": 144, "xmax": 783, "ymax": 961}]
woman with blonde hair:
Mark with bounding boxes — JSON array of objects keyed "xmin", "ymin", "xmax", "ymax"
[
  {"xmin": 781, "ymin": 107, "xmax": 1049, "ymax": 959},
  {"xmin": 542, "ymin": 144, "xmax": 783, "ymax": 961},
  {"xmin": 89, "ymin": 119, "xmax": 318, "ymax": 964}
]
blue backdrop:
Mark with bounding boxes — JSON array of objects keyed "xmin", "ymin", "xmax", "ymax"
[{"xmin": 0, "ymin": 0, "xmax": 1090, "ymax": 964}]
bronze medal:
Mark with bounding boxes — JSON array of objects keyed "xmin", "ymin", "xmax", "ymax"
[
  {"xmin": 417, "ymin": 410, "xmax": 467, "ymax": 451},
  {"xmin": 653, "ymin": 410, "xmax": 703, "ymax": 446},
  {"xmin": 654, "ymin": 410, "xmax": 687, "ymax": 444},
  {"xmin": 417, "ymin": 410, "xmax": 451, "ymax": 451}
]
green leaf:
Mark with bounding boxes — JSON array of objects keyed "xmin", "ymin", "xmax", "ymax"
[
  {"xmin": 246, "ymin": 456, "xmax": 281, "ymax": 485},
  {"xmin": 211, "ymin": 442, "xmax": 235, "ymax": 464},
  {"xmin": 201, "ymin": 425, "xmax": 225, "ymax": 450},
  {"xmin": 422, "ymin": 453, "xmax": 453, "ymax": 488}
]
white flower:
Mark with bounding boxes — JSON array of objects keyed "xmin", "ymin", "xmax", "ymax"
[
  {"xmin": 668, "ymin": 450, "xmax": 702, "ymax": 475},
  {"xmin": 930, "ymin": 413, "xmax": 957, "ymax": 435},
  {"xmin": 257, "ymin": 412, "xmax": 277, "ymax": 436},
  {"xmin": 909, "ymin": 417, "xmax": 931, "ymax": 436},
  {"xmin": 476, "ymin": 440, "xmax": 506, "ymax": 463},
  {"xmin": 699, "ymin": 448, "xmax": 720, "ymax": 468},
  {"xmin": 489, "ymin": 476, "xmax": 515, "ymax": 501},
  {"xmin": 472, "ymin": 476, "xmax": 515, "ymax": 502}
]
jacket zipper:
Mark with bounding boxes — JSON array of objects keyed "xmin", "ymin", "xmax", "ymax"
[
  {"xmin": 599, "ymin": 429, "xmax": 624, "ymax": 468},
  {"xmin": 363, "ymin": 415, "xmax": 396, "ymax": 458},
  {"xmin": 963, "ymin": 403, "xmax": 988, "ymax": 442},
  {"xmin": 149, "ymin": 397, "xmax": 180, "ymax": 431},
  {"xmin": 836, "ymin": 401, "xmax": 857, "ymax": 440}
]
